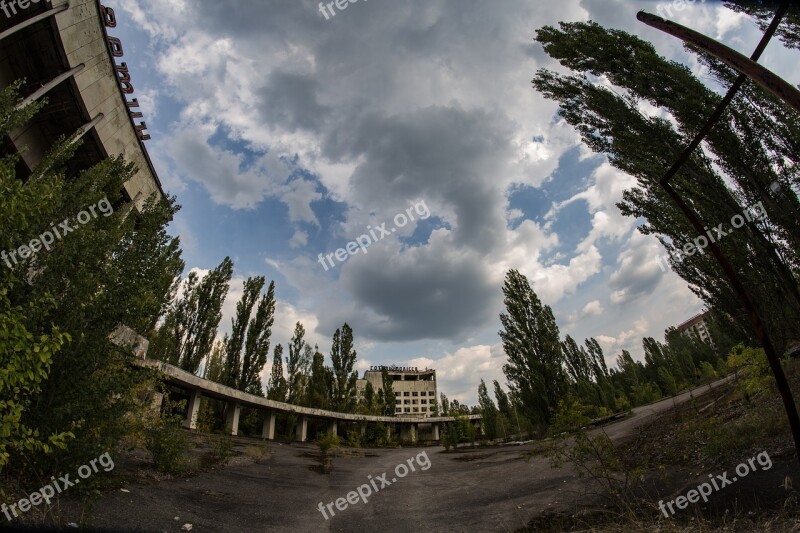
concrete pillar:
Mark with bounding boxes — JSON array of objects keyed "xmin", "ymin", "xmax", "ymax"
[
  {"xmin": 327, "ymin": 419, "xmax": 338, "ymax": 436},
  {"xmin": 411, "ymin": 423, "xmax": 418, "ymax": 444},
  {"xmin": 183, "ymin": 390, "xmax": 201, "ymax": 430},
  {"xmin": 295, "ymin": 416, "xmax": 308, "ymax": 442},
  {"xmin": 262, "ymin": 411, "xmax": 276, "ymax": 440},
  {"xmin": 16, "ymin": 64, "xmax": 85, "ymax": 111},
  {"xmin": 433, "ymin": 423, "xmax": 440, "ymax": 441},
  {"xmin": 225, "ymin": 402, "xmax": 242, "ymax": 436},
  {"xmin": 0, "ymin": 4, "xmax": 69, "ymax": 42}
]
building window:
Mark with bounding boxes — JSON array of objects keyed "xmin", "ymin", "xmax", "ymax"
[
  {"xmin": 413, "ymin": 408, "xmax": 419, "ymax": 412},
  {"xmin": 404, "ymin": 408, "xmax": 410, "ymax": 413},
  {"xmin": 412, "ymin": 392, "xmax": 418, "ymax": 397},
  {"xmin": 421, "ymin": 406, "xmax": 427, "ymax": 411},
  {"xmin": 421, "ymin": 399, "xmax": 427, "ymax": 404},
  {"xmin": 412, "ymin": 400, "xmax": 418, "ymax": 404},
  {"xmin": 404, "ymin": 400, "xmax": 410, "ymax": 405},
  {"xmin": 395, "ymin": 392, "xmax": 400, "ymax": 396},
  {"xmin": 396, "ymin": 407, "xmax": 402, "ymax": 412},
  {"xmin": 403, "ymin": 392, "xmax": 410, "ymax": 396},
  {"xmin": 429, "ymin": 391, "xmax": 435, "ymax": 396}
]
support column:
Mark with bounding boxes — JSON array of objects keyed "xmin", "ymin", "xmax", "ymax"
[
  {"xmin": 225, "ymin": 402, "xmax": 242, "ymax": 436},
  {"xmin": 183, "ymin": 390, "xmax": 201, "ymax": 430},
  {"xmin": 410, "ymin": 423, "xmax": 418, "ymax": 444},
  {"xmin": 295, "ymin": 416, "xmax": 308, "ymax": 442},
  {"xmin": 262, "ymin": 411, "xmax": 276, "ymax": 440},
  {"xmin": 433, "ymin": 423, "xmax": 440, "ymax": 441},
  {"xmin": 327, "ymin": 419, "xmax": 338, "ymax": 436},
  {"xmin": 16, "ymin": 64, "xmax": 85, "ymax": 110},
  {"xmin": 0, "ymin": 4, "xmax": 69, "ymax": 42}
]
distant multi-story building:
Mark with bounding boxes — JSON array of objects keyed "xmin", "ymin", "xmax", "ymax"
[
  {"xmin": 356, "ymin": 366, "xmax": 437, "ymax": 418},
  {"xmin": 675, "ymin": 311, "xmax": 713, "ymax": 344}
]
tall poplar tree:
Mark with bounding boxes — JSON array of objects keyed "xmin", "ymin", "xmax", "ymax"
[
  {"xmin": 286, "ymin": 322, "xmax": 311, "ymax": 404},
  {"xmin": 532, "ymin": 18, "xmax": 800, "ymax": 353},
  {"xmin": 267, "ymin": 344, "xmax": 287, "ymax": 402},
  {"xmin": 149, "ymin": 257, "xmax": 232, "ymax": 374},
  {"xmin": 222, "ymin": 276, "xmax": 275, "ymax": 394},
  {"xmin": 330, "ymin": 323, "xmax": 358, "ymax": 413},
  {"xmin": 307, "ymin": 346, "xmax": 333, "ymax": 409},
  {"xmin": 477, "ymin": 380, "xmax": 499, "ymax": 440},
  {"xmin": 499, "ymin": 269, "xmax": 566, "ymax": 432},
  {"xmin": 381, "ymin": 368, "xmax": 396, "ymax": 416}
]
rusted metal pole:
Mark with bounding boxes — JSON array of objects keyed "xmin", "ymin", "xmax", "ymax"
[
  {"xmin": 662, "ymin": 181, "xmax": 800, "ymax": 465},
  {"xmin": 638, "ymin": 5, "xmax": 800, "ymax": 465},
  {"xmin": 638, "ymin": 9, "xmax": 800, "ymax": 114}
]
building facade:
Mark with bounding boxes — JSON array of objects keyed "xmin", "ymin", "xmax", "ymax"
[
  {"xmin": 0, "ymin": 0, "xmax": 162, "ymax": 210},
  {"xmin": 675, "ymin": 311, "xmax": 713, "ymax": 344},
  {"xmin": 357, "ymin": 366, "xmax": 437, "ymax": 418}
]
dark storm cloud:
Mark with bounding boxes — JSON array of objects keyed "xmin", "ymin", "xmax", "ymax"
[
  {"xmin": 325, "ymin": 105, "xmax": 516, "ymax": 254},
  {"xmin": 333, "ymin": 246, "xmax": 499, "ymax": 342},
  {"xmin": 258, "ymin": 71, "xmax": 330, "ymax": 132}
]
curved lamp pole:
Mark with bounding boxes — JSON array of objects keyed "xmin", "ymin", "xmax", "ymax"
[{"xmin": 637, "ymin": 5, "xmax": 800, "ymax": 466}]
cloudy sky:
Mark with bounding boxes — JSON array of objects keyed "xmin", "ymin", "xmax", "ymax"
[{"xmin": 106, "ymin": 0, "xmax": 798, "ymax": 405}]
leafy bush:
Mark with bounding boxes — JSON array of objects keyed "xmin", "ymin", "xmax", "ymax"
[
  {"xmin": 316, "ymin": 432, "xmax": 341, "ymax": 454},
  {"xmin": 208, "ymin": 435, "xmax": 234, "ymax": 465},
  {"xmin": 727, "ymin": 344, "xmax": 772, "ymax": 398},
  {"xmin": 344, "ymin": 430, "xmax": 362, "ymax": 448},
  {"xmin": 144, "ymin": 409, "xmax": 189, "ymax": 474}
]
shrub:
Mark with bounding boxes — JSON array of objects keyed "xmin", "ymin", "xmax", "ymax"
[
  {"xmin": 144, "ymin": 408, "xmax": 189, "ymax": 474},
  {"xmin": 344, "ymin": 430, "xmax": 362, "ymax": 448},
  {"xmin": 317, "ymin": 432, "xmax": 342, "ymax": 454},
  {"xmin": 208, "ymin": 434, "xmax": 234, "ymax": 465}
]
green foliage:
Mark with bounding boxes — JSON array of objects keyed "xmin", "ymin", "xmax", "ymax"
[
  {"xmin": 549, "ymin": 397, "xmax": 592, "ymax": 436},
  {"xmin": 442, "ymin": 413, "xmax": 475, "ymax": 451},
  {"xmin": 500, "ymin": 269, "xmax": 567, "ymax": 434},
  {"xmin": 657, "ymin": 367, "xmax": 678, "ymax": 396},
  {"xmin": 477, "ymin": 379, "xmax": 499, "ymax": 440},
  {"xmin": 546, "ymin": 428, "xmax": 646, "ymax": 513},
  {"xmin": 0, "ymin": 285, "xmax": 72, "ymax": 472},
  {"xmin": 144, "ymin": 408, "xmax": 190, "ymax": 474},
  {"xmin": 267, "ymin": 344, "xmax": 287, "ymax": 401},
  {"xmin": 727, "ymin": 344, "xmax": 772, "ymax": 397},
  {"xmin": 362, "ymin": 423, "xmax": 394, "ymax": 448},
  {"xmin": 631, "ymin": 382, "xmax": 662, "ymax": 405},
  {"xmin": 1, "ymin": 80, "xmax": 184, "ymax": 481},
  {"xmin": 330, "ymin": 323, "xmax": 358, "ymax": 412},
  {"xmin": 207, "ymin": 434, "xmax": 234, "ymax": 466},
  {"xmin": 380, "ymin": 368, "xmax": 396, "ymax": 416},
  {"xmin": 532, "ymin": 19, "xmax": 800, "ymax": 356},
  {"xmin": 286, "ymin": 323, "xmax": 311, "ymax": 404},
  {"xmin": 222, "ymin": 276, "xmax": 275, "ymax": 395},
  {"xmin": 344, "ymin": 429, "xmax": 362, "ymax": 448},
  {"xmin": 148, "ymin": 258, "xmax": 233, "ymax": 374},
  {"xmin": 316, "ymin": 432, "xmax": 342, "ymax": 454},
  {"xmin": 307, "ymin": 346, "xmax": 332, "ymax": 409}
]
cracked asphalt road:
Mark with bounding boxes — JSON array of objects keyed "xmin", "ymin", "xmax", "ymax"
[{"xmin": 60, "ymin": 380, "xmax": 728, "ymax": 532}]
